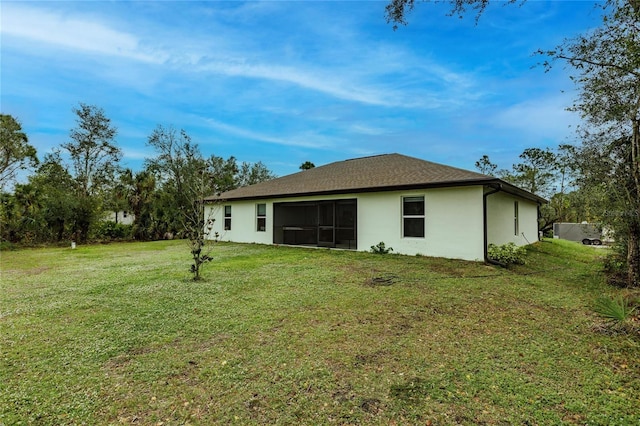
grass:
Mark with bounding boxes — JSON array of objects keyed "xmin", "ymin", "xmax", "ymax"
[{"xmin": 1, "ymin": 239, "xmax": 638, "ymax": 425}]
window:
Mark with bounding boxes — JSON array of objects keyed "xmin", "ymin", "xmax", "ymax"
[
  {"xmin": 224, "ymin": 205, "xmax": 232, "ymax": 230},
  {"xmin": 514, "ymin": 201, "xmax": 519, "ymax": 236},
  {"xmin": 256, "ymin": 203, "xmax": 266, "ymax": 232},
  {"xmin": 403, "ymin": 196, "xmax": 425, "ymax": 238}
]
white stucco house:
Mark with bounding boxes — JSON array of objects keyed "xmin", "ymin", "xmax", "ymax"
[
  {"xmin": 103, "ymin": 210, "xmax": 135, "ymax": 225},
  {"xmin": 204, "ymin": 154, "xmax": 546, "ymax": 262}
]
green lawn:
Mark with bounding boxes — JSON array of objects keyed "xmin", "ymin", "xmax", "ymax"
[{"xmin": 1, "ymin": 240, "xmax": 638, "ymax": 425}]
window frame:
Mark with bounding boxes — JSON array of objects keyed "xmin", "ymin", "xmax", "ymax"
[
  {"xmin": 402, "ymin": 195, "xmax": 425, "ymax": 238},
  {"xmin": 256, "ymin": 203, "xmax": 267, "ymax": 232},
  {"xmin": 224, "ymin": 205, "xmax": 232, "ymax": 231},
  {"xmin": 514, "ymin": 201, "xmax": 519, "ymax": 236}
]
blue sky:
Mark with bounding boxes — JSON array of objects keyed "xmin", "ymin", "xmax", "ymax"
[{"xmin": 1, "ymin": 1, "xmax": 603, "ymax": 178}]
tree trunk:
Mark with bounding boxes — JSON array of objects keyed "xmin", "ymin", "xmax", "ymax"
[
  {"xmin": 628, "ymin": 118, "xmax": 640, "ymax": 287},
  {"xmin": 56, "ymin": 219, "xmax": 65, "ymax": 242},
  {"xmin": 628, "ymin": 220, "xmax": 640, "ymax": 287}
]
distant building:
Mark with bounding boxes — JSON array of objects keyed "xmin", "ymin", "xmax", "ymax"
[{"xmin": 103, "ymin": 210, "xmax": 135, "ymax": 225}]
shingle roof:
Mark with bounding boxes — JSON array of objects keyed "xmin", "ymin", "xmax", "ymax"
[{"xmin": 205, "ymin": 153, "xmax": 545, "ymax": 203}]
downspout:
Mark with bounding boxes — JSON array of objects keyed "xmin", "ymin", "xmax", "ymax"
[
  {"xmin": 537, "ymin": 203, "xmax": 542, "ymax": 241},
  {"xmin": 483, "ymin": 183, "xmax": 506, "ymax": 267}
]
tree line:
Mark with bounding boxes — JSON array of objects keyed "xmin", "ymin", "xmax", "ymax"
[{"xmin": 0, "ymin": 105, "xmax": 275, "ymax": 247}]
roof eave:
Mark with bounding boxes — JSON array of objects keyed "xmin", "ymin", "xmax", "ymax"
[
  {"xmin": 491, "ymin": 180, "xmax": 548, "ymax": 204},
  {"xmin": 205, "ymin": 178, "xmax": 514, "ymax": 203}
]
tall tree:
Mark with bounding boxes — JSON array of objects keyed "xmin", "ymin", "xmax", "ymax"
[
  {"xmin": 237, "ymin": 161, "xmax": 276, "ymax": 187},
  {"xmin": 510, "ymin": 147, "xmax": 558, "ymax": 198},
  {"xmin": 385, "ymin": 0, "xmax": 516, "ymax": 29},
  {"xmin": 62, "ymin": 103, "xmax": 121, "ymax": 241},
  {"xmin": 63, "ymin": 103, "xmax": 120, "ymax": 198},
  {"xmin": 0, "ymin": 114, "xmax": 38, "ymax": 189},
  {"xmin": 207, "ymin": 157, "xmax": 275, "ymax": 192},
  {"xmin": 30, "ymin": 153, "xmax": 77, "ymax": 242},
  {"xmin": 209, "ymin": 155, "xmax": 240, "ymax": 194},
  {"xmin": 120, "ymin": 168, "xmax": 157, "ymax": 240},
  {"xmin": 1, "ymin": 153, "xmax": 77, "ymax": 244},
  {"xmin": 474, "ymin": 155, "xmax": 497, "ymax": 176},
  {"xmin": 146, "ymin": 125, "xmax": 202, "ymax": 234},
  {"xmin": 549, "ymin": 144, "xmax": 580, "ymax": 223},
  {"xmin": 6, "ymin": 182, "xmax": 42, "ymax": 243},
  {"xmin": 299, "ymin": 161, "xmax": 316, "ymax": 170}
]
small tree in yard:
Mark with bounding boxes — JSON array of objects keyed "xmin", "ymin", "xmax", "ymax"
[
  {"xmin": 147, "ymin": 125, "xmax": 275, "ymax": 280},
  {"xmin": 182, "ymin": 162, "xmax": 220, "ymax": 281},
  {"xmin": 146, "ymin": 125, "xmax": 220, "ymax": 280},
  {"xmin": 186, "ymin": 206, "xmax": 218, "ymax": 281}
]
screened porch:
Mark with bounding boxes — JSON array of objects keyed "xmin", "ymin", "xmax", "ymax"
[{"xmin": 273, "ymin": 199, "xmax": 357, "ymax": 249}]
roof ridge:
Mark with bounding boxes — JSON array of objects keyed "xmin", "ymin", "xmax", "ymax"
[{"xmin": 343, "ymin": 153, "xmax": 394, "ymax": 162}]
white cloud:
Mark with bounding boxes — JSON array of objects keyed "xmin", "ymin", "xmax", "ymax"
[
  {"xmin": 196, "ymin": 60, "xmax": 411, "ymax": 108},
  {"xmin": 121, "ymin": 147, "xmax": 152, "ymax": 161},
  {"xmin": 1, "ymin": 4, "xmax": 165, "ymax": 63},
  {"xmin": 492, "ymin": 94, "xmax": 580, "ymax": 140},
  {"xmin": 1, "ymin": 3, "xmax": 478, "ymax": 111},
  {"xmin": 348, "ymin": 124, "xmax": 387, "ymax": 136},
  {"xmin": 202, "ymin": 118, "xmax": 335, "ymax": 149}
]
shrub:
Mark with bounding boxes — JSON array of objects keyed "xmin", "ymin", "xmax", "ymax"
[
  {"xmin": 594, "ymin": 296, "xmax": 636, "ymax": 324},
  {"xmin": 92, "ymin": 222, "xmax": 133, "ymax": 241},
  {"xmin": 602, "ymin": 251, "xmax": 628, "ymax": 287},
  {"xmin": 370, "ymin": 241, "xmax": 393, "ymax": 254},
  {"xmin": 487, "ymin": 242, "xmax": 526, "ymax": 266},
  {"xmin": 0, "ymin": 240, "xmax": 16, "ymax": 251}
]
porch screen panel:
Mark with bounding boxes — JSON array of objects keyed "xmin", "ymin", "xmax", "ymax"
[
  {"xmin": 273, "ymin": 202, "xmax": 318, "ymax": 245},
  {"xmin": 335, "ymin": 200, "xmax": 357, "ymax": 249}
]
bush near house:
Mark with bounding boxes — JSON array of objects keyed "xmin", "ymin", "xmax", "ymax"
[
  {"xmin": 370, "ymin": 241, "xmax": 394, "ymax": 254},
  {"xmin": 487, "ymin": 242, "xmax": 527, "ymax": 266}
]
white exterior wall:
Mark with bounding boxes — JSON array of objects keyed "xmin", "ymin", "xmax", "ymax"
[
  {"xmin": 486, "ymin": 191, "xmax": 539, "ymax": 247},
  {"xmin": 205, "ymin": 200, "xmax": 274, "ymax": 245},
  {"xmin": 206, "ymin": 186, "xmax": 486, "ymax": 261},
  {"xmin": 358, "ymin": 187, "xmax": 484, "ymax": 260}
]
